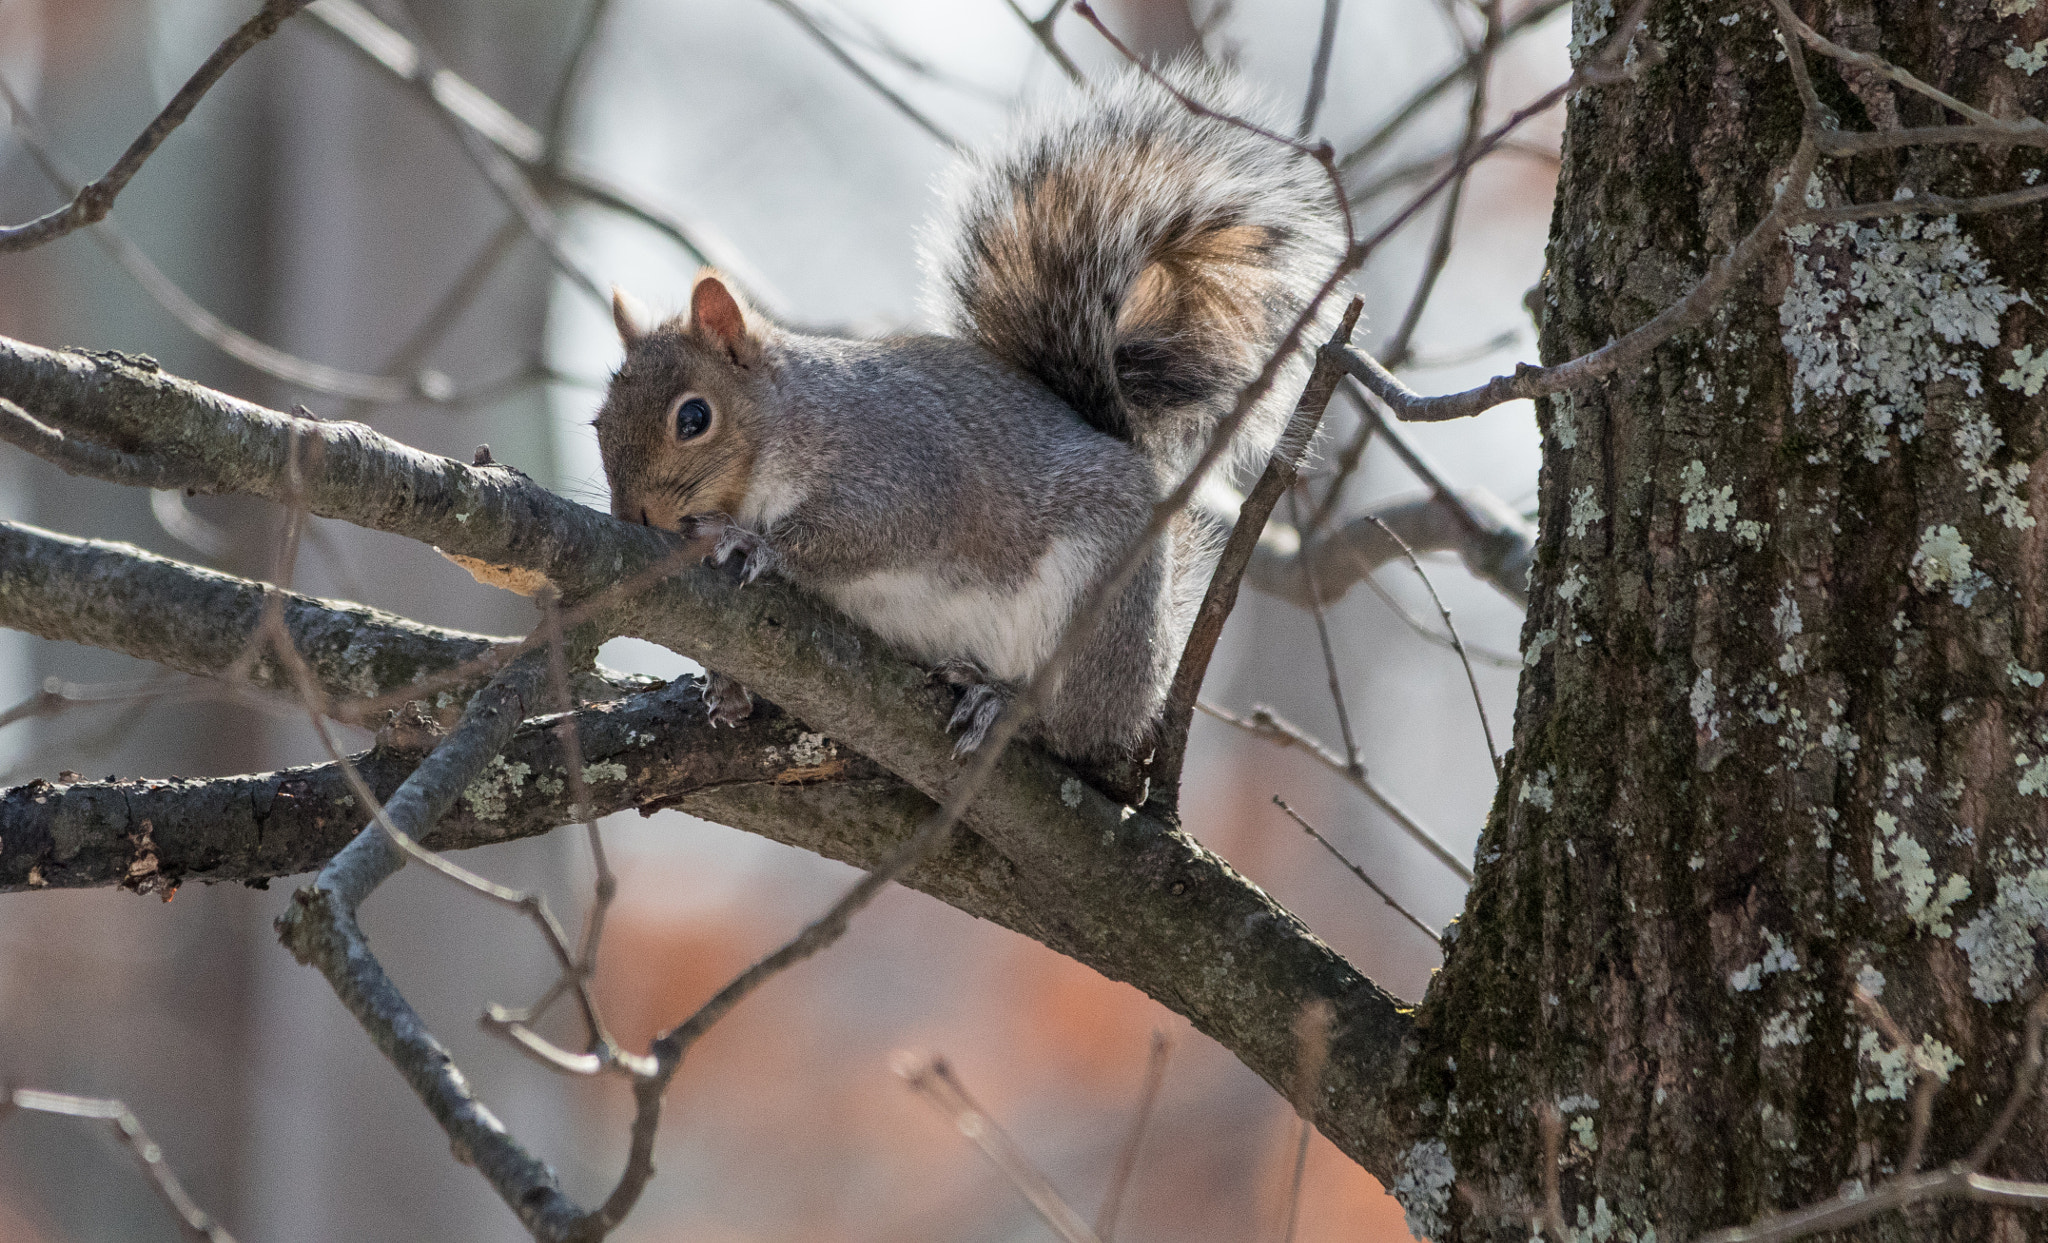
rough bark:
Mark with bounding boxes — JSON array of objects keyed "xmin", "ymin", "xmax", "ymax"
[{"xmin": 1401, "ymin": 2, "xmax": 2048, "ymax": 1239}]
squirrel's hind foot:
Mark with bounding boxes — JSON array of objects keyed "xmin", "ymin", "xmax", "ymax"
[
  {"xmin": 700, "ymin": 671, "xmax": 754, "ymax": 727},
  {"xmin": 933, "ymin": 659, "xmax": 1012, "ymax": 758}
]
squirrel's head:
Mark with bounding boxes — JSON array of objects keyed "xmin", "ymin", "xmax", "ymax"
[{"xmin": 594, "ymin": 271, "xmax": 772, "ymax": 531}]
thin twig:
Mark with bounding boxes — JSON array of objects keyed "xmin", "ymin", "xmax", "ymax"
[
  {"xmin": 1334, "ymin": 0, "xmax": 1567, "ymax": 177},
  {"xmin": 1152, "ymin": 301, "xmax": 1363, "ymax": 801},
  {"xmin": 0, "ymin": 74, "xmax": 424, "ymax": 403},
  {"xmin": 1202, "ymin": 700, "xmax": 1472, "ymax": 881},
  {"xmin": 4, "ymin": 1088, "xmax": 237, "ymax": 1243},
  {"xmin": 1297, "ymin": 0, "xmax": 1344, "ymax": 137},
  {"xmin": 897, "ymin": 1055, "xmax": 1104, "ymax": 1243},
  {"xmin": 1004, "ymin": 0, "xmax": 1085, "ymax": 82},
  {"xmin": 1273, "ymin": 797, "xmax": 1441, "ymax": 946},
  {"xmin": 1536, "ymin": 1101, "xmax": 1569, "ymax": 1240},
  {"xmin": 0, "ymin": 0, "xmax": 312, "ymax": 253},
  {"xmin": 1361, "ymin": 569, "xmax": 1522, "ymax": 668},
  {"xmin": 543, "ymin": 0, "xmax": 616, "ymax": 156},
  {"xmin": 758, "ymin": 0, "xmax": 965, "ymax": 150},
  {"xmin": 1097, "ymin": 1031, "xmax": 1173, "ymax": 1243},
  {"xmin": 1288, "ymin": 488, "xmax": 1363, "ymax": 773},
  {"xmin": 308, "ymin": 0, "xmax": 785, "ymax": 312},
  {"xmin": 1767, "ymin": 0, "xmax": 2033, "ymax": 132},
  {"xmin": 1366, "ymin": 516, "xmax": 1500, "ymax": 779},
  {"xmin": 1376, "ymin": 0, "xmax": 1501, "ymax": 370},
  {"xmin": 1345, "ymin": 131, "xmax": 1819, "ymax": 422},
  {"xmin": 381, "ymin": 2, "xmax": 609, "ymax": 309},
  {"xmin": 1276, "ymin": 1001, "xmax": 1333, "ymax": 1243}
]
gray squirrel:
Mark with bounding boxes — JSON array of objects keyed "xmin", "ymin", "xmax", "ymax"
[{"xmin": 596, "ymin": 61, "xmax": 1344, "ymax": 767}]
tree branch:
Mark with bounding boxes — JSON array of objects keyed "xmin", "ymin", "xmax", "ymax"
[
  {"xmin": 0, "ymin": 0, "xmax": 313, "ymax": 253},
  {"xmin": 0, "ymin": 339, "xmax": 1421, "ymax": 1186}
]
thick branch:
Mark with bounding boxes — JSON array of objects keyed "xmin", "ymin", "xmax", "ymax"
[
  {"xmin": 0, "ymin": 519, "xmax": 523, "ymax": 707},
  {"xmin": 0, "ymin": 337, "xmax": 1418, "ymax": 1182}
]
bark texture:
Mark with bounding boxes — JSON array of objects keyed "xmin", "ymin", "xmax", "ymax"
[{"xmin": 1400, "ymin": 3, "xmax": 2048, "ymax": 1239}]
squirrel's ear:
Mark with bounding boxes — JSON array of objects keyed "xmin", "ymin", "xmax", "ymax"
[
  {"xmin": 611, "ymin": 286, "xmax": 650, "ymax": 347},
  {"xmin": 689, "ymin": 272, "xmax": 760, "ymax": 365}
]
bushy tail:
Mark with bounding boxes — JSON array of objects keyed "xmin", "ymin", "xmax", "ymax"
[{"xmin": 923, "ymin": 60, "xmax": 1347, "ymax": 481}]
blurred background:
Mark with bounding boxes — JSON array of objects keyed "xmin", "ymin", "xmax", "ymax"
[{"xmin": 0, "ymin": 0, "xmax": 1562, "ymax": 1239}]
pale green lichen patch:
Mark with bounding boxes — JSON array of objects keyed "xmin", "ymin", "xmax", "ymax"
[
  {"xmin": 1910, "ymin": 525, "xmax": 1989, "ymax": 606},
  {"xmin": 789, "ymin": 732, "xmax": 835, "ymax": 766},
  {"xmin": 1859, "ymin": 1029, "xmax": 1962, "ymax": 1100},
  {"xmin": 582, "ymin": 760, "xmax": 627, "ymax": 784},
  {"xmin": 2010, "ymin": 660, "xmax": 2046, "ymax": 689},
  {"xmin": 1955, "ymin": 868, "xmax": 2048, "ymax": 1000},
  {"xmin": 2008, "ymin": 38, "xmax": 2048, "ymax": 74},
  {"xmin": 2000, "ymin": 344, "xmax": 2048, "ymax": 395},
  {"xmin": 1953, "ymin": 407, "xmax": 2034, "ymax": 529},
  {"xmin": 1568, "ymin": 486, "xmax": 1606, "ymax": 538},
  {"xmin": 462, "ymin": 757, "xmax": 532, "ymax": 821},
  {"xmin": 1690, "ymin": 669, "xmax": 1721, "ymax": 740},
  {"xmin": 1679, "ymin": 460, "xmax": 1737, "ymax": 532},
  {"xmin": 1730, "ymin": 931, "xmax": 1800, "ymax": 991},
  {"xmin": 1762, "ymin": 1008, "xmax": 1810, "ymax": 1047},
  {"xmin": 1391, "ymin": 1139, "xmax": 1455, "ymax": 1240},
  {"xmin": 1520, "ymin": 766, "xmax": 1556, "ymax": 810},
  {"xmin": 2018, "ymin": 754, "xmax": 2048, "ymax": 797},
  {"xmin": 1570, "ymin": 1113, "xmax": 1598, "ymax": 1152},
  {"xmin": 1871, "ymin": 811, "xmax": 1970, "ymax": 935},
  {"xmin": 1780, "ymin": 211, "xmax": 2017, "ymax": 462}
]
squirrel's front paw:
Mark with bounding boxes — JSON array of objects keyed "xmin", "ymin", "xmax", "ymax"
[
  {"xmin": 932, "ymin": 659, "xmax": 1012, "ymax": 758},
  {"xmin": 701, "ymin": 671, "xmax": 754, "ymax": 727},
  {"xmin": 702, "ymin": 520, "xmax": 781, "ymax": 585}
]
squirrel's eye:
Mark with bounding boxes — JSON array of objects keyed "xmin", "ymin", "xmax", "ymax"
[{"xmin": 669, "ymin": 395, "xmax": 712, "ymax": 441}]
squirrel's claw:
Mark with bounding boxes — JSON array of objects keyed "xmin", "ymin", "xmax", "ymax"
[
  {"xmin": 706, "ymin": 522, "xmax": 781, "ymax": 585},
  {"xmin": 701, "ymin": 671, "xmax": 754, "ymax": 727}
]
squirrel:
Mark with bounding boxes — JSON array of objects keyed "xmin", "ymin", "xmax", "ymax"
[{"xmin": 595, "ymin": 61, "xmax": 1344, "ymax": 769}]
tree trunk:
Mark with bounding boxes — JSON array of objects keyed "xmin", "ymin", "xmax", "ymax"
[{"xmin": 1399, "ymin": 2, "xmax": 2048, "ymax": 1238}]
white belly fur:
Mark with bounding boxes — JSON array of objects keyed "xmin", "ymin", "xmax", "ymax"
[{"xmin": 822, "ymin": 535, "xmax": 1103, "ymax": 683}]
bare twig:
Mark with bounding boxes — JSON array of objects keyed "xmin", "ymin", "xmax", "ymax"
[
  {"xmin": 1097, "ymin": 1031, "xmax": 1173, "ymax": 1243},
  {"xmin": 1003, "ymin": 0, "xmax": 1085, "ymax": 83},
  {"xmin": 1345, "ymin": 131, "xmax": 1820, "ymax": 422},
  {"xmin": 758, "ymin": 0, "xmax": 965, "ymax": 150},
  {"xmin": 0, "ymin": 73, "xmax": 428, "ymax": 403},
  {"xmin": 1377, "ymin": 0, "xmax": 1501, "ymax": 370},
  {"xmin": 1277, "ymin": 1001, "xmax": 1334, "ymax": 1243},
  {"xmin": 0, "ymin": 0, "xmax": 312, "ymax": 254},
  {"xmin": 1767, "ymin": 0, "xmax": 2032, "ymax": 132},
  {"xmin": 1334, "ymin": 0, "xmax": 1567, "ymax": 178},
  {"xmin": 1536, "ymin": 1101, "xmax": 1569, "ymax": 1240},
  {"xmin": 1297, "ymin": 0, "xmax": 1344, "ymax": 137},
  {"xmin": 543, "ymin": 0, "xmax": 616, "ymax": 155},
  {"xmin": 1968, "ymin": 991, "xmax": 2048, "ymax": 1170},
  {"xmin": 1199, "ymin": 701, "xmax": 1473, "ymax": 882},
  {"xmin": 1366, "ymin": 516, "xmax": 1499, "ymax": 779},
  {"xmin": 1286, "ymin": 487, "xmax": 1364, "ymax": 774},
  {"xmin": 897, "ymin": 1054, "xmax": 1104, "ymax": 1243},
  {"xmin": 306, "ymin": 0, "xmax": 783, "ymax": 312},
  {"xmin": 1153, "ymin": 301, "xmax": 1362, "ymax": 801},
  {"xmin": 1272, "ymin": 797, "xmax": 1441, "ymax": 946},
  {"xmin": 4, "ymin": 1088, "xmax": 237, "ymax": 1242}
]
